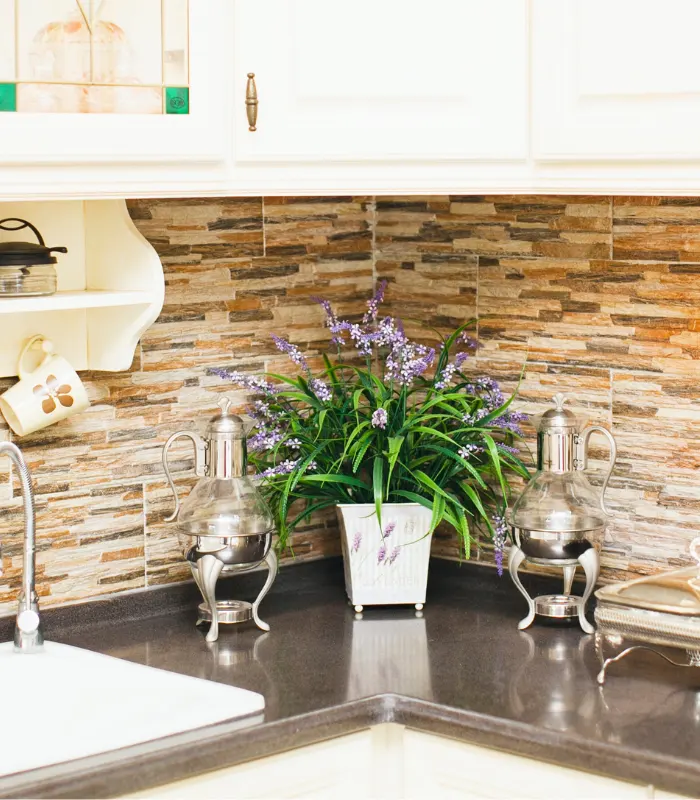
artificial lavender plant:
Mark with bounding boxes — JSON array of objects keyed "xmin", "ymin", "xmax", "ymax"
[{"xmin": 214, "ymin": 282, "xmax": 529, "ymax": 571}]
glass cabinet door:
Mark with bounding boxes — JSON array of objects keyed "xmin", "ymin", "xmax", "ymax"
[{"xmin": 0, "ymin": 0, "xmax": 231, "ymax": 173}]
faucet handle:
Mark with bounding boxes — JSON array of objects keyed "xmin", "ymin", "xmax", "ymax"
[{"xmin": 17, "ymin": 609, "xmax": 39, "ymax": 634}]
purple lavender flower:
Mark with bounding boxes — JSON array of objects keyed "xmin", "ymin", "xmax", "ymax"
[
  {"xmin": 377, "ymin": 544, "xmax": 387, "ymax": 564},
  {"xmin": 372, "ymin": 408, "xmax": 388, "ymax": 429},
  {"xmin": 287, "ymin": 437, "xmax": 301, "ymax": 450},
  {"xmin": 383, "ymin": 521, "xmax": 396, "ymax": 537},
  {"xmin": 386, "ymin": 341, "xmax": 435, "ymax": 386},
  {"xmin": 305, "ymin": 460, "xmax": 318, "ymax": 472},
  {"xmin": 363, "ymin": 280, "xmax": 387, "ymax": 323},
  {"xmin": 211, "ymin": 368, "xmax": 279, "ymax": 396},
  {"xmin": 492, "ymin": 514, "xmax": 508, "ymax": 577},
  {"xmin": 435, "ymin": 363, "xmax": 457, "ymax": 390},
  {"xmin": 313, "ymin": 296, "xmax": 354, "ymax": 346},
  {"xmin": 351, "ymin": 531, "xmax": 362, "ymax": 553},
  {"xmin": 493, "ymin": 410, "xmax": 527, "ymax": 436},
  {"xmin": 310, "ymin": 378, "xmax": 332, "ymax": 402},
  {"xmin": 387, "ymin": 546, "xmax": 400, "ymax": 565},
  {"xmin": 458, "ymin": 332, "xmax": 480, "ymax": 350},
  {"xmin": 260, "ymin": 458, "xmax": 299, "ymax": 478},
  {"xmin": 458, "ymin": 443, "xmax": 482, "ymax": 460},
  {"xmin": 497, "ymin": 444, "xmax": 520, "ymax": 455},
  {"xmin": 435, "ymin": 351, "xmax": 472, "ymax": 390},
  {"xmin": 248, "ymin": 426, "xmax": 284, "ymax": 453},
  {"xmin": 271, "ymin": 335, "xmax": 309, "ymax": 371}
]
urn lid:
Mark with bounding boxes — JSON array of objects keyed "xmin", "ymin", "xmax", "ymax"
[
  {"xmin": 537, "ymin": 393, "xmax": 580, "ymax": 432},
  {"xmin": 206, "ymin": 397, "xmax": 246, "ymax": 438}
]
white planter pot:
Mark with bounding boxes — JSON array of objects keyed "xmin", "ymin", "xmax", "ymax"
[{"xmin": 336, "ymin": 503, "xmax": 434, "ymax": 612}]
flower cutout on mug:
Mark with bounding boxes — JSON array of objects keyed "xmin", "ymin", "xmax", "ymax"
[{"xmin": 33, "ymin": 375, "xmax": 74, "ymax": 415}]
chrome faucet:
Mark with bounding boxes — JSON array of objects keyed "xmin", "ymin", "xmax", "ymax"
[{"xmin": 0, "ymin": 442, "xmax": 43, "ymax": 652}]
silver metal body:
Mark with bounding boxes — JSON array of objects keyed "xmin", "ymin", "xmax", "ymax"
[
  {"xmin": 0, "ymin": 442, "xmax": 43, "ymax": 651},
  {"xmin": 507, "ymin": 394, "xmax": 615, "ymax": 633},
  {"xmin": 162, "ymin": 397, "xmax": 277, "ymax": 642}
]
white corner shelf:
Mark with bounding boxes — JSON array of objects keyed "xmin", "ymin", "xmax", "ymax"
[
  {"xmin": 0, "ymin": 199, "xmax": 164, "ymax": 377},
  {"xmin": 0, "ymin": 290, "xmax": 158, "ymax": 315}
]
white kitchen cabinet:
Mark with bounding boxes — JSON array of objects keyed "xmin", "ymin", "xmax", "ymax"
[
  {"xmin": 125, "ymin": 724, "xmax": 682, "ymax": 799},
  {"xmin": 232, "ymin": 0, "xmax": 528, "ymax": 167},
  {"xmin": 0, "ymin": 1, "xmax": 234, "ymax": 200},
  {"xmin": 533, "ymin": 0, "xmax": 700, "ymax": 164}
]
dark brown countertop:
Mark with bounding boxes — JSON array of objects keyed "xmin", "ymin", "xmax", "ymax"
[{"xmin": 1, "ymin": 558, "xmax": 700, "ymax": 798}]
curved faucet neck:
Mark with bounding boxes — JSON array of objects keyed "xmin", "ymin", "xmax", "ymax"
[{"xmin": 0, "ymin": 441, "xmax": 43, "ymax": 652}]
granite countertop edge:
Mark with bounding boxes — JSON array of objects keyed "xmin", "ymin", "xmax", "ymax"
[{"xmin": 4, "ymin": 691, "xmax": 700, "ymax": 798}]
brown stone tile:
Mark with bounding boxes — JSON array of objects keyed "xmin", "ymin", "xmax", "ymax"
[
  {"xmin": 612, "ymin": 372, "xmax": 700, "ymax": 487},
  {"xmin": 613, "ymin": 197, "xmax": 700, "ymax": 262},
  {"xmin": 263, "ymin": 197, "xmax": 373, "ymax": 259},
  {"xmin": 377, "ymin": 195, "xmax": 611, "ymax": 259},
  {"xmin": 601, "ymin": 478, "xmax": 700, "ymax": 582},
  {"xmin": 478, "ymin": 257, "xmax": 700, "ymax": 373},
  {"xmin": 128, "ymin": 197, "xmax": 264, "ymax": 260},
  {"xmin": 0, "ymin": 483, "xmax": 144, "ymax": 616}
]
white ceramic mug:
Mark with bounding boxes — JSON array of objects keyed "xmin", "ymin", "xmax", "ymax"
[{"xmin": 0, "ymin": 335, "xmax": 90, "ymax": 436}]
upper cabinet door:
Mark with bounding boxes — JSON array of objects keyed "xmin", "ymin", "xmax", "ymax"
[
  {"xmin": 0, "ymin": 0, "xmax": 233, "ymax": 197},
  {"xmin": 233, "ymin": 0, "xmax": 528, "ymax": 165},
  {"xmin": 533, "ymin": 0, "xmax": 700, "ymax": 162}
]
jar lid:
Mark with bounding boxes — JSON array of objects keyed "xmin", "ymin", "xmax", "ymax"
[
  {"xmin": 537, "ymin": 393, "xmax": 580, "ymax": 431},
  {"xmin": 0, "ymin": 218, "xmax": 67, "ymax": 267},
  {"xmin": 206, "ymin": 396, "xmax": 246, "ymax": 437}
]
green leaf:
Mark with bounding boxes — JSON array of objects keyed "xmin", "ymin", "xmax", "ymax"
[
  {"xmin": 352, "ymin": 431, "xmax": 374, "ymax": 473},
  {"xmin": 483, "ymin": 434, "xmax": 508, "ymax": 498},
  {"xmin": 302, "ymin": 473, "xmax": 370, "ymax": 490},
  {"xmin": 460, "ymin": 481, "xmax": 495, "ymax": 536},
  {"xmin": 428, "ymin": 493, "xmax": 446, "ymax": 536},
  {"xmin": 373, "ymin": 457, "xmax": 384, "ymax": 531},
  {"xmin": 385, "ymin": 435, "xmax": 405, "ymax": 490}
]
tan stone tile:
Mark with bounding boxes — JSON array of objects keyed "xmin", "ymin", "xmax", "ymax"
[
  {"xmin": 613, "ymin": 197, "xmax": 700, "ymax": 262},
  {"xmin": 0, "ymin": 483, "xmax": 144, "ymax": 616},
  {"xmin": 600, "ymin": 478, "xmax": 700, "ymax": 582},
  {"xmin": 377, "ymin": 196, "xmax": 611, "ymax": 259},
  {"xmin": 264, "ymin": 197, "xmax": 373, "ymax": 259},
  {"xmin": 612, "ymin": 371, "xmax": 700, "ymax": 486},
  {"xmin": 478, "ymin": 257, "xmax": 700, "ymax": 373},
  {"xmin": 127, "ymin": 197, "xmax": 264, "ymax": 260}
]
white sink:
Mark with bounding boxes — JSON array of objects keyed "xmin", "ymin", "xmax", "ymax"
[{"xmin": 0, "ymin": 640, "xmax": 264, "ymax": 778}]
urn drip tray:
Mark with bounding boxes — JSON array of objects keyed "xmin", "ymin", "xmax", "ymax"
[
  {"xmin": 197, "ymin": 599, "xmax": 254, "ymax": 625},
  {"xmin": 535, "ymin": 594, "xmax": 581, "ymax": 619}
]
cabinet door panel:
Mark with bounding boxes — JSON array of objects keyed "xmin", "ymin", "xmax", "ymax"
[
  {"xmin": 234, "ymin": 0, "xmax": 527, "ymax": 163},
  {"xmin": 533, "ymin": 0, "xmax": 700, "ymax": 161},
  {"xmin": 0, "ymin": 1, "xmax": 230, "ymax": 168}
]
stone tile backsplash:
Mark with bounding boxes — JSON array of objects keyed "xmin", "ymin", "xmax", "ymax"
[{"xmin": 0, "ymin": 194, "xmax": 697, "ymax": 615}]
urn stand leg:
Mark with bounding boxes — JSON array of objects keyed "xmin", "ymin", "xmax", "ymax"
[
  {"xmin": 577, "ymin": 548, "xmax": 599, "ymax": 635},
  {"xmin": 562, "ymin": 564, "xmax": 576, "ymax": 596},
  {"xmin": 189, "ymin": 562, "xmax": 206, "ymax": 626},
  {"xmin": 508, "ymin": 545, "xmax": 536, "ymax": 630},
  {"xmin": 198, "ymin": 554, "xmax": 225, "ymax": 643},
  {"xmin": 252, "ymin": 549, "xmax": 278, "ymax": 633}
]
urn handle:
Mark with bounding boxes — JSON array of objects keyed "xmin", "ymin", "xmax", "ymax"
[
  {"xmin": 577, "ymin": 425, "xmax": 617, "ymax": 515},
  {"xmin": 162, "ymin": 431, "xmax": 207, "ymax": 522}
]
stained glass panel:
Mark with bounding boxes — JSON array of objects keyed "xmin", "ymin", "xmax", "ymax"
[{"xmin": 0, "ymin": 0, "xmax": 189, "ymax": 114}]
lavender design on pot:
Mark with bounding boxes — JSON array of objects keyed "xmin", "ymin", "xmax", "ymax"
[{"xmin": 214, "ymin": 282, "xmax": 529, "ymax": 609}]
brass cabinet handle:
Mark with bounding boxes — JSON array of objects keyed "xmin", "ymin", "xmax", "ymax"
[{"xmin": 246, "ymin": 72, "xmax": 258, "ymax": 132}]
